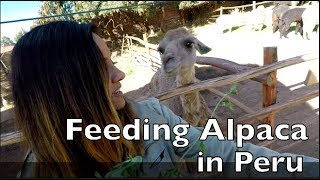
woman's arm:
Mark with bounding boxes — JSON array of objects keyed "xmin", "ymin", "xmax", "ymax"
[{"xmin": 145, "ymin": 98, "xmax": 319, "ymax": 177}]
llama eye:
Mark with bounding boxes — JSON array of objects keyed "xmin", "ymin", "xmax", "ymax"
[
  {"xmin": 185, "ymin": 42, "xmax": 193, "ymax": 48},
  {"xmin": 158, "ymin": 48, "xmax": 164, "ymax": 54}
]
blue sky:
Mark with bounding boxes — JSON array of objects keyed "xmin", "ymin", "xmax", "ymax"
[{"xmin": 1, "ymin": 1, "xmax": 42, "ymax": 41}]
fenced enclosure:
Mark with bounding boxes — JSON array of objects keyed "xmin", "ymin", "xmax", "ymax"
[
  {"xmin": 1, "ymin": 0, "xmax": 319, "ymax": 177},
  {"xmin": 2, "ymin": 47, "xmax": 319, "ymax": 147}
]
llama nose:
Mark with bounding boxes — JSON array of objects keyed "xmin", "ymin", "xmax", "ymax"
[{"xmin": 162, "ymin": 52, "xmax": 174, "ymax": 63}]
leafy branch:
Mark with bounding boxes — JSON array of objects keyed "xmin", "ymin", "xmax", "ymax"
[
  {"xmin": 210, "ymin": 83, "xmax": 238, "ymax": 118},
  {"xmin": 95, "ymin": 155, "xmax": 144, "ymax": 178},
  {"xmin": 163, "ymin": 83, "xmax": 238, "ymax": 176},
  {"xmin": 99, "ymin": 83, "xmax": 239, "ymax": 177}
]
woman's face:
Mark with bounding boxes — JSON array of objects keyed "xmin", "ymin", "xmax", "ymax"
[{"xmin": 92, "ymin": 33, "xmax": 126, "ymax": 110}]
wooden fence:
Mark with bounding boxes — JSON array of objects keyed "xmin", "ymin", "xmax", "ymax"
[
  {"xmin": 211, "ymin": 1, "xmax": 307, "ymax": 20},
  {"xmin": 1, "ymin": 46, "xmax": 319, "ymax": 147},
  {"xmin": 210, "ymin": 1, "xmax": 274, "ymax": 19},
  {"xmin": 1, "ymin": 3, "xmax": 319, "ymax": 145}
]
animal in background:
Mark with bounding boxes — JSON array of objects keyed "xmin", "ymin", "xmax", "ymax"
[
  {"xmin": 301, "ymin": 2, "xmax": 319, "ymax": 40},
  {"xmin": 278, "ymin": 7, "xmax": 306, "ymax": 38},
  {"xmin": 150, "ymin": 27, "xmax": 216, "ymax": 126},
  {"xmin": 272, "ymin": 4, "xmax": 290, "ymax": 33}
]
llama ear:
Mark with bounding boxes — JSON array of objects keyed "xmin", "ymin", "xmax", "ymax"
[{"xmin": 194, "ymin": 39, "xmax": 212, "ymax": 54}]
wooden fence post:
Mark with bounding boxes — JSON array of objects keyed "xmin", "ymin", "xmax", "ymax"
[
  {"xmin": 121, "ymin": 35, "xmax": 126, "ymax": 56},
  {"xmin": 126, "ymin": 34, "xmax": 133, "ymax": 57},
  {"xmin": 220, "ymin": 6, "xmax": 223, "ymax": 16},
  {"xmin": 262, "ymin": 47, "xmax": 278, "ymax": 129},
  {"xmin": 253, "ymin": 1, "xmax": 256, "ymax": 10},
  {"xmin": 143, "ymin": 33, "xmax": 152, "ymax": 66}
]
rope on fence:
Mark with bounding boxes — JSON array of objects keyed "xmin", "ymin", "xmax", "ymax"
[{"xmin": 0, "ymin": 1, "xmax": 172, "ymax": 24}]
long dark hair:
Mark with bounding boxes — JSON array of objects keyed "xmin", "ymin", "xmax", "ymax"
[{"xmin": 11, "ymin": 21, "xmax": 144, "ymax": 177}]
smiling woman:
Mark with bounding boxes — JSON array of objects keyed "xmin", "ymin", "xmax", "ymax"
[
  {"xmin": 11, "ymin": 21, "xmax": 144, "ymax": 177},
  {"xmin": 92, "ymin": 33, "xmax": 126, "ymax": 109},
  {"xmin": 10, "ymin": 21, "xmax": 319, "ymax": 178}
]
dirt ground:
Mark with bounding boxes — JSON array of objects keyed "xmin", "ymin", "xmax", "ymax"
[
  {"xmin": 0, "ymin": 22, "xmax": 319, "ymax": 177},
  {"xmin": 121, "ymin": 24, "xmax": 319, "ymax": 159}
]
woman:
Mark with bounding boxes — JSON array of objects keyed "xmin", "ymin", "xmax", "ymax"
[{"xmin": 11, "ymin": 21, "xmax": 318, "ymax": 177}]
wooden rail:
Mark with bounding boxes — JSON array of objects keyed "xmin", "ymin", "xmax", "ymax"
[
  {"xmin": 222, "ymin": 84, "xmax": 319, "ymax": 131},
  {"xmin": 1, "ymin": 50, "xmax": 318, "ymax": 147},
  {"xmin": 145, "ymin": 53, "xmax": 318, "ymax": 102},
  {"xmin": 2, "ymin": 86, "xmax": 318, "ymax": 147},
  {"xmin": 1, "ymin": 130, "xmax": 24, "ymax": 147},
  {"xmin": 214, "ymin": 1, "xmax": 274, "ymax": 14},
  {"xmin": 1, "ymin": 53, "xmax": 10, "ymax": 78},
  {"xmin": 125, "ymin": 35, "xmax": 158, "ymax": 50},
  {"xmin": 220, "ymin": 83, "xmax": 319, "ymax": 135},
  {"xmin": 196, "ymin": 56, "xmax": 268, "ymax": 84},
  {"xmin": 195, "ymin": 78, "xmax": 255, "ymax": 114}
]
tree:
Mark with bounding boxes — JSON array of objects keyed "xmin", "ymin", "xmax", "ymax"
[
  {"xmin": 34, "ymin": 1, "xmax": 162, "ymax": 25},
  {"xmin": 34, "ymin": 1, "xmax": 75, "ymax": 26},
  {"xmin": 32, "ymin": 1, "xmax": 221, "ymax": 49},
  {"xmin": 14, "ymin": 28, "xmax": 27, "ymax": 43},
  {"xmin": 1, "ymin": 36, "xmax": 15, "ymax": 46}
]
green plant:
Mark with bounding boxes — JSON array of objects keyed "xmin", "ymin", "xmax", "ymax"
[
  {"xmin": 101, "ymin": 83, "xmax": 239, "ymax": 177},
  {"xmin": 159, "ymin": 166, "xmax": 182, "ymax": 177},
  {"xmin": 161, "ymin": 83, "xmax": 238, "ymax": 176},
  {"xmin": 95, "ymin": 155, "xmax": 144, "ymax": 177},
  {"xmin": 126, "ymin": 68, "xmax": 134, "ymax": 76},
  {"xmin": 211, "ymin": 83, "xmax": 238, "ymax": 118}
]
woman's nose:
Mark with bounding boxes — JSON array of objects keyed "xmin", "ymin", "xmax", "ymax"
[{"xmin": 111, "ymin": 66, "xmax": 125, "ymax": 83}]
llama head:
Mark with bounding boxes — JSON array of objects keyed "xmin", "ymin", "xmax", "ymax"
[{"xmin": 157, "ymin": 27, "xmax": 211, "ymax": 75}]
